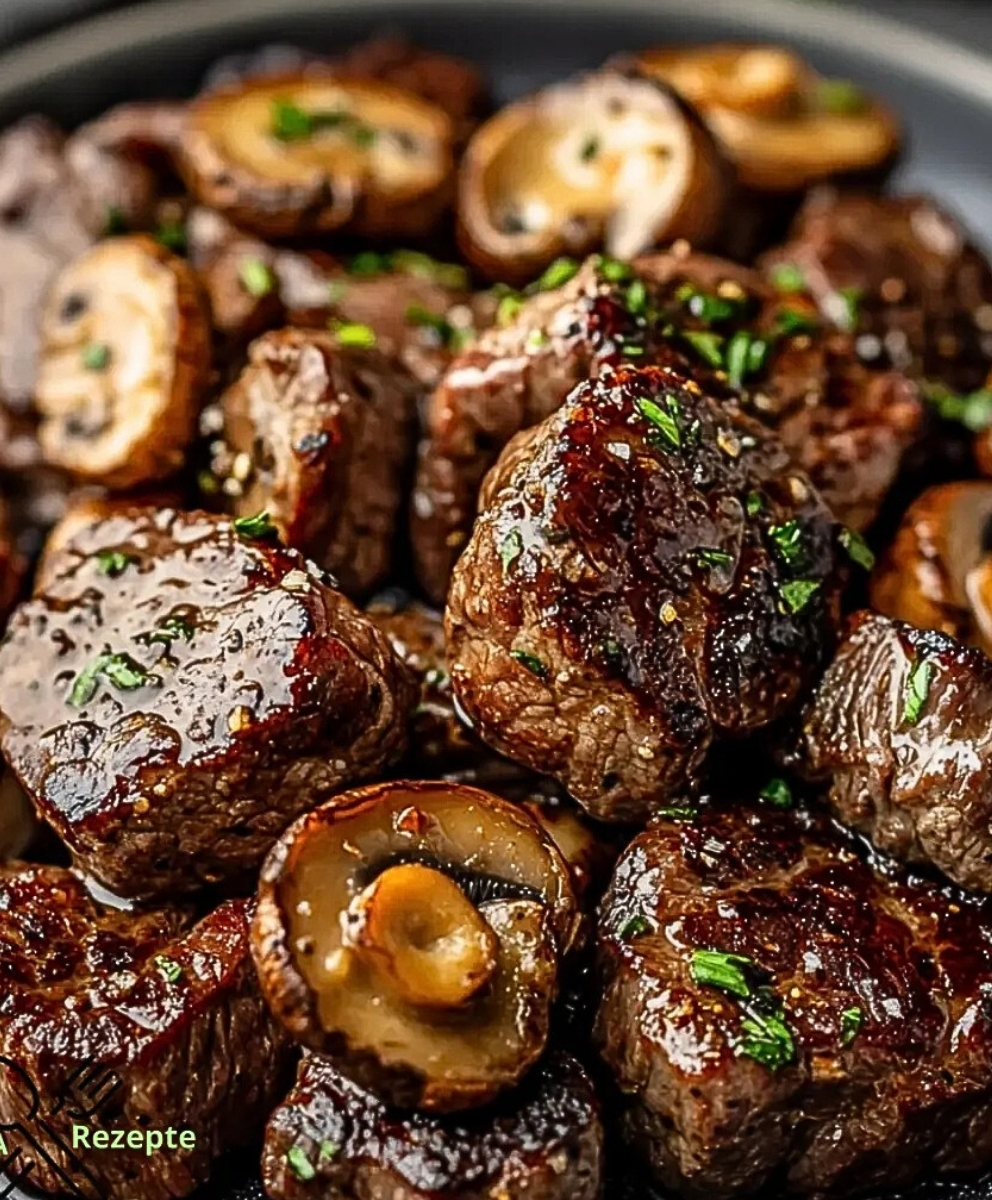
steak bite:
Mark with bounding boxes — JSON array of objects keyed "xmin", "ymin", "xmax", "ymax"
[
  {"xmin": 446, "ymin": 363, "xmax": 845, "ymax": 823},
  {"xmin": 34, "ymin": 235, "xmax": 212, "ymax": 489},
  {"xmin": 253, "ymin": 780, "xmax": 578, "ymax": 1112},
  {"xmin": 760, "ymin": 189, "xmax": 992, "ymax": 393},
  {"xmin": 597, "ymin": 803, "xmax": 992, "ymax": 1199},
  {"xmin": 802, "ymin": 610, "xmax": 992, "ymax": 893},
  {"xmin": 0, "ymin": 507, "xmax": 415, "ymax": 899},
  {"xmin": 207, "ymin": 327, "xmax": 416, "ymax": 596},
  {"xmin": 0, "ymin": 863, "xmax": 289, "ymax": 1200},
  {"xmin": 262, "ymin": 1050, "xmax": 602, "ymax": 1200}
]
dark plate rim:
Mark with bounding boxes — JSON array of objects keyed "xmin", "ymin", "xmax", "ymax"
[{"xmin": 2, "ymin": 0, "xmax": 992, "ymax": 110}]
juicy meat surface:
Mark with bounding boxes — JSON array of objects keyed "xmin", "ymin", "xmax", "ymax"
[
  {"xmin": 597, "ymin": 803, "xmax": 992, "ymax": 1199},
  {"xmin": 801, "ymin": 610, "xmax": 992, "ymax": 892},
  {"xmin": 445, "ymin": 362, "xmax": 845, "ymax": 823},
  {"xmin": 412, "ymin": 249, "xmax": 919, "ymax": 603},
  {"xmin": 262, "ymin": 1050, "xmax": 602, "ymax": 1200},
  {"xmin": 761, "ymin": 188, "xmax": 992, "ymax": 392},
  {"xmin": 0, "ymin": 863, "xmax": 290, "ymax": 1200},
  {"xmin": 0, "ymin": 507, "xmax": 415, "ymax": 898},
  {"xmin": 209, "ymin": 328, "xmax": 416, "ymax": 596}
]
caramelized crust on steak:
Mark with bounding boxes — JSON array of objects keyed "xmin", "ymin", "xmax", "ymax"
[
  {"xmin": 262, "ymin": 1051, "xmax": 602, "ymax": 1200},
  {"xmin": 0, "ymin": 507, "xmax": 415, "ymax": 899},
  {"xmin": 0, "ymin": 864, "xmax": 290, "ymax": 1200},
  {"xmin": 446, "ymin": 363, "xmax": 845, "ymax": 822},
  {"xmin": 597, "ymin": 804, "xmax": 992, "ymax": 1198}
]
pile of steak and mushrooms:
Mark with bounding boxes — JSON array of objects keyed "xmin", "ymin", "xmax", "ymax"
[{"xmin": 3, "ymin": 34, "xmax": 992, "ymax": 1200}]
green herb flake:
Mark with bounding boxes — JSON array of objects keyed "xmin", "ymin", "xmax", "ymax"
[
  {"xmin": 348, "ymin": 250, "xmax": 389, "ymax": 276},
  {"xmin": 768, "ymin": 520, "xmax": 804, "ymax": 566},
  {"xmin": 81, "ymin": 342, "xmax": 111, "ymax": 372},
  {"xmin": 285, "ymin": 1146, "xmax": 317, "ymax": 1182},
  {"xmin": 840, "ymin": 1006, "xmax": 863, "ymax": 1047},
  {"xmin": 685, "ymin": 290, "xmax": 741, "ymax": 325},
  {"xmin": 154, "ymin": 218, "xmax": 186, "ymax": 254},
  {"xmin": 326, "ymin": 279, "xmax": 349, "ymax": 305},
  {"xmin": 839, "ymin": 527, "xmax": 876, "ymax": 571},
  {"xmin": 923, "ymin": 382, "xmax": 992, "ymax": 433},
  {"xmin": 745, "ymin": 491, "xmax": 765, "ymax": 517},
  {"xmin": 534, "ymin": 257, "xmax": 580, "ymax": 292},
  {"xmin": 239, "ymin": 256, "xmax": 274, "ymax": 298},
  {"xmin": 405, "ymin": 303, "xmax": 454, "ymax": 342},
  {"xmin": 318, "ymin": 1141, "xmax": 340, "ymax": 1163},
  {"xmin": 349, "ymin": 123, "xmax": 377, "ymax": 147},
  {"xmin": 597, "ymin": 256, "xmax": 633, "ymax": 283},
  {"xmin": 759, "ymin": 778, "xmax": 793, "ymax": 809},
  {"xmin": 331, "ymin": 320, "xmax": 377, "ymax": 348},
  {"xmin": 658, "ymin": 806, "xmax": 698, "ymax": 822},
  {"xmin": 389, "ymin": 250, "xmax": 469, "ymax": 290},
  {"xmin": 499, "ymin": 528, "xmax": 524, "ymax": 573},
  {"xmin": 682, "ymin": 330, "xmax": 724, "ymax": 369},
  {"xmin": 96, "ymin": 550, "xmax": 136, "ymax": 578},
  {"xmin": 526, "ymin": 329, "xmax": 548, "ymax": 350},
  {"xmin": 625, "ymin": 278, "xmax": 648, "ymax": 316},
  {"xmin": 510, "ymin": 650, "xmax": 549, "ymax": 680},
  {"xmin": 154, "ymin": 955, "xmax": 183, "ymax": 984},
  {"xmin": 271, "ymin": 99, "xmax": 315, "ymax": 141},
  {"xmin": 690, "ymin": 949, "xmax": 755, "ymax": 1000},
  {"xmin": 770, "ymin": 263, "xmax": 806, "ymax": 294},
  {"xmin": 725, "ymin": 331, "xmax": 768, "ymax": 389},
  {"xmin": 580, "ymin": 135, "xmax": 600, "ymax": 162},
  {"xmin": 817, "ymin": 78, "xmax": 867, "ymax": 115},
  {"xmin": 233, "ymin": 511, "xmax": 278, "ymax": 541},
  {"xmin": 835, "ymin": 286, "xmax": 863, "ymax": 333},
  {"xmin": 902, "ymin": 656, "xmax": 934, "ymax": 726},
  {"xmin": 775, "ymin": 308, "xmax": 819, "ymax": 338},
  {"xmin": 496, "ymin": 292, "xmax": 524, "ymax": 327},
  {"xmin": 636, "ymin": 395, "xmax": 682, "ymax": 452},
  {"xmin": 136, "ymin": 616, "xmax": 195, "ymax": 648},
  {"xmin": 780, "ymin": 579, "xmax": 820, "ymax": 614},
  {"xmin": 68, "ymin": 652, "xmax": 151, "ymax": 708},
  {"xmin": 697, "ymin": 547, "xmax": 733, "ymax": 569},
  {"xmin": 620, "ymin": 915, "xmax": 652, "ymax": 942},
  {"xmin": 739, "ymin": 1009, "xmax": 796, "ymax": 1071}
]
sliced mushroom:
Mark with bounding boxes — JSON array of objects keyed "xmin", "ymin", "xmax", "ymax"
[
  {"xmin": 635, "ymin": 44, "xmax": 900, "ymax": 193},
  {"xmin": 870, "ymin": 482, "xmax": 992, "ymax": 656},
  {"xmin": 34, "ymin": 234, "xmax": 212, "ymax": 489},
  {"xmin": 179, "ymin": 73, "xmax": 455, "ymax": 239},
  {"xmin": 252, "ymin": 780, "xmax": 579, "ymax": 1112},
  {"xmin": 457, "ymin": 68, "xmax": 729, "ymax": 284}
]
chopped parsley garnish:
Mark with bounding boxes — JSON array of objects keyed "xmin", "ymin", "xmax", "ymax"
[
  {"xmin": 233, "ymin": 511, "xmax": 277, "ymax": 541},
  {"xmin": 681, "ymin": 287, "xmax": 742, "ymax": 325},
  {"xmin": 496, "ymin": 292, "xmax": 524, "ymax": 326},
  {"xmin": 526, "ymin": 329, "xmax": 548, "ymax": 350},
  {"xmin": 405, "ymin": 304, "xmax": 470, "ymax": 349},
  {"xmin": 533, "ymin": 257, "xmax": 580, "ymax": 292},
  {"xmin": 285, "ymin": 1146, "xmax": 316, "ymax": 1182},
  {"xmin": 510, "ymin": 650, "xmax": 549, "ymax": 680},
  {"xmin": 834, "ymin": 286, "xmax": 863, "ymax": 332},
  {"xmin": 81, "ymin": 342, "xmax": 111, "ymax": 371},
  {"xmin": 840, "ymin": 527, "xmax": 875, "ymax": 571},
  {"xmin": 768, "ymin": 520, "xmax": 804, "ymax": 566},
  {"xmin": 636, "ymin": 394, "xmax": 682, "ymax": 452},
  {"xmin": 923, "ymin": 382, "xmax": 992, "ymax": 432},
  {"xmin": 681, "ymin": 330, "xmax": 724, "ymax": 369},
  {"xmin": 775, "ymin": 308, "xmax": 819, "ymax": 337},
  {"xmin": 817, "ymin": 78, "xmax": 866, "ymax": 114},
  {"xmin": 658, "ymin": 805, "xmax": 698, "ymax": 822},
  {"xmin": 580, "ymin": 135, "xmax": 600, "ymax": 162},
  {"xmin": 739, "ymin": 1009, "xmax": 796, "ymax": 1071},
  {"xmin": 239, "ymin": 256, "xmax": 274, "ymax": 298},
  {"xmin": 271, "ymin": 99, "xmax": 344, "ymax": 141},
  {"xmin": 499, "ymin": 528, "xmax": 523, "ymax": 573},
  {"xmin": 759, "ymin": 778, "xmax": 793, "ymax": 809},
  {"xmin": 697, "ymin": 547, "xmax": 733, "ymax": 569},
  {"xmin": 625, "ymin": 278, "xmax": 648, "ymax": 316},
  {"xmin": 690, "ymin": 949, "xmax": 755, "ymax": 999},
  {"xmin": 840, "ymin": 1006, "xmax": 863, "ymax": 1047},
  {"xmin": 769, "ymin": 263, "xmax": 805, "ymax": 294},
  {"xmin": 154, "ymin": 955, "xmax": 183, "ymax": 984},
  {"xmin": 318, "ymin": 1141, "xmax": 340, "ymax": 1163},
  {"xmin": 596, "ymin": 256, "xmax": 633, "ymax": 283},
  {"xmin": 902, "ymin": 656, "xmax": 934, "ymax": 726},
  {"xmin": 348, "ymin": 250, "xmax": 389, "ymax": 276},
  {"xmin": 136, "ymin": 616, "xmax": 194, "ymax": 648},
  {"xmin": 620, "ymin": 915, "xmax": 652, "ymax": 942},
  {"xmin": 96, "ymin": 550, "xmax": 136, "ymax": 578},
  {"xmin": 725, "ymin": 331, "xmax": 769, "ymax": 389},
  {"xmin": 745, "ymin": 491, "xmax": 765, "ymax": 517},
  {"xmin": 780, "ymin": 579, "xmax": 820, "ymax": 614},
  {"xmin": 389, "ymin": 249, "xmax": 469, "ymax": 290},
  {"xmin": 68, "ymin": 652, "xmax": 151, "ymax": 707},
  {"xmin": 331, "ymin": 320, "xmax": 377, "ymax": 348},
  {"xmin": 154, "ymin": 218, "xmax": 186, "ymax": 254}
]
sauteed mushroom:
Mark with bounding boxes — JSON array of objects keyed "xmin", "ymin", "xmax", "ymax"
[
  {"xmin": 635, "ymin": 44, "xmax": 900, "ymax": 194},
  {"xmin": 180, "ymin": 74, "xmax": 455, "ymax": 238},
  {"xmin": 457, "ymin": 68, "xmax": 728, "ymax": 284},
  {"xmin": 34, "ymin": 234, "xmax": 211, "ymax": 489},
  {"xmin": 870, "ymin": 481, "xmax": 992, "ymax": 655},
  {"xmin": 253, "ymin": 780, "xmax": 579, "ymax": 1111}
]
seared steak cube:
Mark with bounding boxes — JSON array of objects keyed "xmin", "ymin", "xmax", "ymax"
[{"xmin": 0, "ymin": 507, "xmax": 415, "ymax": 899}]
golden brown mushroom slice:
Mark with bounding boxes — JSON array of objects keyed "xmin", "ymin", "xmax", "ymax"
[
  {"xmin": 179, "ymin": 74, "xmax": 455, "ymax": 239},
  {"xmin": 457, "ymin": 68, "xmax": 729, "ymax": 284},
  {"xmin": 870, "ymin": 481, "xmax": 992, "ymax": 657},
  {"xmin": 34, "ymin": 234, "xmax": 211, "ymax": 490},
  {"xmin": 635, "ymin": 44, "xmax": 900, "ymax": 193},
  {"xmin": 253, "ymin": 780, "xmax": 579, "ymax": 1112}
]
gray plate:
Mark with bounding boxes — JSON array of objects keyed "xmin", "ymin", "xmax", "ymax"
[{"xmin": 2, "ymin": 1, "xmax": 992, "ymax": 1197}]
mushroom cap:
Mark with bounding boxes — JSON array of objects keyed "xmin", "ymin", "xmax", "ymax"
[
  {"xmin": 179, "ymin": 73, "xmax": 455, "ymax": 238},
  {"xmin": 457, "ymin": 68, "xmax": 730, "ymax": 285}
]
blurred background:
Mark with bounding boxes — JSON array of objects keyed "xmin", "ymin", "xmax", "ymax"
[{"xmin": 0, "ymin": 0, "xmax": 990, "ymax": 50}]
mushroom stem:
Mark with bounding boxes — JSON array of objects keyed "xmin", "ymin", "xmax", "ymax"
[{"xmin": 343, "ymin": 862, "xmax": 499, "ymax": 1009}]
